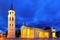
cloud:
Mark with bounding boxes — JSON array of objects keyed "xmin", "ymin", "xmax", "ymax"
[{"xmin": 0, "ymin": 30, "xmax": 3, "ymax": 33}]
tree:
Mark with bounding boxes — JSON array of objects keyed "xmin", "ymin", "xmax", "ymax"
[
  {"xmin": 5, "ymin": 30, "xmax": 8, "ymax": 37},
  {"xmin": 15, "ymin": 30, "xmax": 20, "ymax": 37},
  {"xmin": 56, "ymin": 31, "xmax": 60, "ymax": 37}
]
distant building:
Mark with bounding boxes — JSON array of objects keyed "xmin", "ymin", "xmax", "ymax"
[
  {"xmin": 0, "ymin": 34, "xmax": 3, "ymax": 38},
  {"xmin": 21, "ymin": 24, "xmax": 56, "ymax": 38},
  {"xmin": 7, "ymin": 4, "xmax": 15, "ymax": 38}
]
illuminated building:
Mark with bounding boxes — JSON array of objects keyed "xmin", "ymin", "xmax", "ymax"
[
  {"xmin": 0, "ymin": 34, "xmax": 3, "ymax": 38},
  {"xmin": 7, "ymin": 4, "xmax": 15, "ymax": 38},
  {"xmin": 21, "ymin": 25, "xmax": 56, "ymax": 38},
  {"xmin": 0, "ymin": 34, "xmax": 3, "ymax": 40},
  {"xmin": 51, "ymin": 27, "xmax": 56, "ymax": 38}
]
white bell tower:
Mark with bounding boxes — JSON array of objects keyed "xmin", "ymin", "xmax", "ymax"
[
  {"xmin": 51, "ymin": 27, "xmax": 56, "ymax": 38},
  {"xmin": 7, "ymin": 4, "xmax": 15, "ymax": 38}
]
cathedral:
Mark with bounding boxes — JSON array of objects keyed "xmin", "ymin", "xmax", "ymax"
[
  {"xmin": 7, "ymin": 4, "xmax": 56, "ymax": 38},
  {"xmin": 21, "ymin": 24, "xmax": 57, "ymax": 38}
]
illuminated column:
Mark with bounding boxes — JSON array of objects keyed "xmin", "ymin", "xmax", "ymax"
[
  {"xmin": 39, "ymin": 31, "xmax": 44, "ymax": 38},
  {"xmin": 21, "ymin": 23, "xmax": 26, "ymax": 38},
  {"xmin": 7, "ymin": 4, "xmax": 15, "ymax": 38},
  {"xmin": 34, "ymin": 28, "xmax": 40, "ymax": 38},
  {"xmin": 27, "ymin": 27, "xmax": 30, "ymax": 38},
  {"xmin": 51, "ymin": 27, "xmax": 56, "ymax": 38},
  {"xmin": 21, "ymin": 28, "xmax": 27, "ymax": 38},
  {"xmin": 31, "ymin": 29, "xmax": 34, "ymax": 38},
  {"xmin": 44, "ymin": 32, "xmax": 49, "ymax": 38}
]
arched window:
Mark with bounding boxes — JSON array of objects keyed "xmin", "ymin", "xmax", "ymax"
[
  {"xmin": 12, "ymin": 12, "xmax": 14, "ymax": 13},
  {"xmin": 12, "ymin": 24, "xmax": 13, "ymax": 26},
  {"xmin": 9, "ymin": 17, "xmax": 11, "ymax": 21},
  {"xmin": 10, "ymin": 12, "xmax": 11, "ymax": 14},
  {"xmin": 12, "ymin": 17, "xmax": 14, "ymax": 21},
  {"xmin": 10, "ymin": 24, "xmax": 11, "ymax": 26}
]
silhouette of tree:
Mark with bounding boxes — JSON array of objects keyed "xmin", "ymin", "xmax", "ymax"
[
  {"xmin": 15, "ymin": 30, "xmax": 20, "ymax": 37},
  {"xmin": 56, "ymin": 31, "xmax": 60, "ymax": 37},
  {"xmin": 5, "ymin": 30, "xmax": 8, "ymax": 37}
]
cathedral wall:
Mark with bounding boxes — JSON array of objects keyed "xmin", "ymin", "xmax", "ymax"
[{"xmin": 21, "ymin": 27, "xmax": 50, "ymax": 38}]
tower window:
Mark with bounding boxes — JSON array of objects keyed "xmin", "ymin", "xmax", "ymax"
[
  {"xmin": 12, "ymin": 24, "xmax": 13, "ymax": 26},
  {"xmin": 10, "ymin": 12, "xmax": 11, "ymax": 14},
  {"xmin": 9, "ymin": 17, "xmax": 11, "ymax": 21},
  {"xmin": 12, "ymin": 17, "xmax": 14, "ymax": 21},
  {"xmin": 12, "ymin": 12, "xmax": 14, "ymax": 13},
  {"xmin": 10, "ymin": 24, "xmax": 11, "ymax": 26}
]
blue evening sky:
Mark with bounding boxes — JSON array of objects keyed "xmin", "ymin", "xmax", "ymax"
[{"xmin": 0, "ymin": 0, "xmax": 60, "ymax": 33}]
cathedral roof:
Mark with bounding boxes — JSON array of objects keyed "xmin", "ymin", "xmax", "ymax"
[{"xmin": 44, "ymin": 26, "xmax": 51, "ymax": 30}]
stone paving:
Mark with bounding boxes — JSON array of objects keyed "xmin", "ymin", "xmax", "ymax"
[{"xmin": 0, "ymin": 38, "xmax": 59, "ymax": 40}]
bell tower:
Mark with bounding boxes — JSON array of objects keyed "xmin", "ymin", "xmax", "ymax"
[
  {"xmin": 7, "ymin": 4, "xmax": 15, "ymax": 38},
  {"xmin": 51, "ymin": 27, "xmax": 56, "ymax": 38}
]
